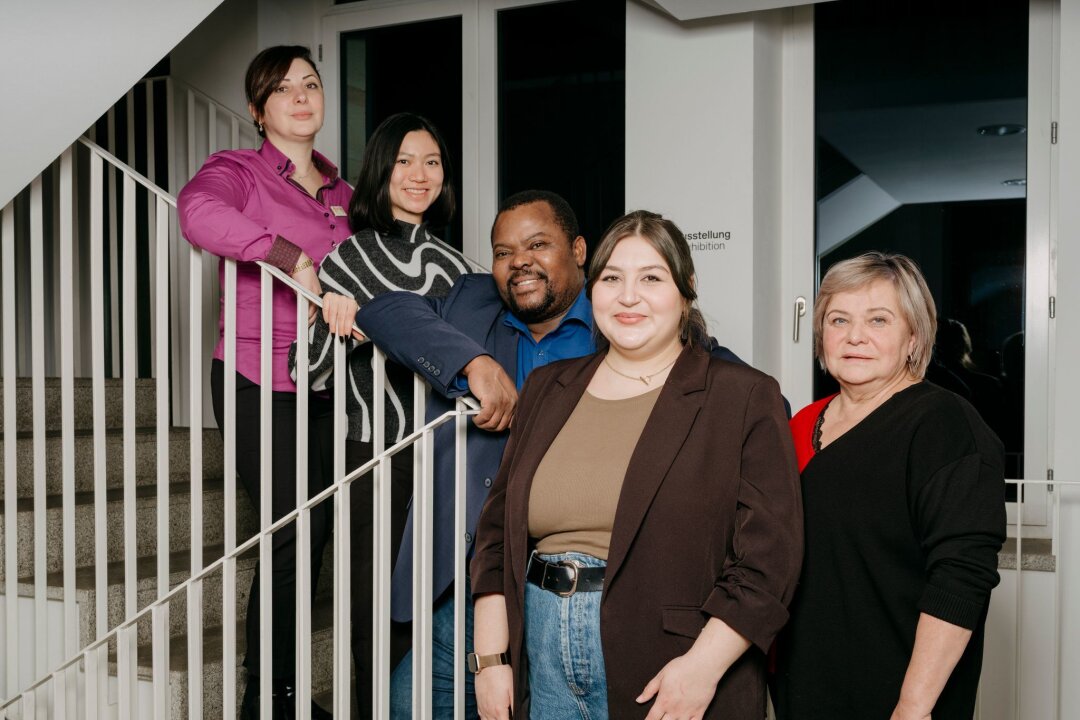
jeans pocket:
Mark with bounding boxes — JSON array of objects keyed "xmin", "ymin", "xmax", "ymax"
[{"xmin": 661, "ymin": 605, "xmax": 707, "ymax": 639}]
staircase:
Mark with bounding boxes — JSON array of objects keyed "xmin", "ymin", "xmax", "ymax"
[
  {"xmin": 0, "ymin": 375, "xmax": 348, "ymax": 717},
  {"xmin": 0, "ymin": 64, "xmax": 353, "ymax": 717}
]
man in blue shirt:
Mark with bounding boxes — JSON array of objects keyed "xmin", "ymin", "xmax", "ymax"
[{"xmin": 355, "ymin": 190, "xmax": 742, "ymax": 718}]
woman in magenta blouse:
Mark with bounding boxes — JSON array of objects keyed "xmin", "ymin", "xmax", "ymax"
[{"xmin": 178, "ymin": 45, "xmax": 354, "ymax": 720}]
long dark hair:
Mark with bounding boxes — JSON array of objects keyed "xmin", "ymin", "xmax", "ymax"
[{"xmin": 348, "ymin": 113, "xmax": 456, "ymax": 234}]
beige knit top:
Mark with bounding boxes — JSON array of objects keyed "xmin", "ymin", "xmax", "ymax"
[{"xmin": 527, "ymin": 387, "xmax": 662, "ymax": 559}]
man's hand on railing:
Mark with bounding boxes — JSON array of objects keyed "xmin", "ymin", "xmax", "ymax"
[
  {"xmin": 462, "ymin": 355, "xmax": 517, "ymax": 432},
  {"xmin": 290, "ymin": 251, "xmax": 323, "ymax": 323},
  {"xmin": 322, "ymin": 292, "xmax": 365, "ymax": 342}
]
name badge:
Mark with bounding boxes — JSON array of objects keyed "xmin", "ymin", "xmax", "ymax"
[{"xmin": 331, "ymin": 205, "xmax": 347, "ymax": 217}]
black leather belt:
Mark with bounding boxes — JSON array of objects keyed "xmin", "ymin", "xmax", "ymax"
[{"xmin": 526, "ymin": 554, "xmax": 605, "ymax": 597}]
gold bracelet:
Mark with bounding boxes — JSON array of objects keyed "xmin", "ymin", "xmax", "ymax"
[{"xmin": 291, "ymin": 258, "xmax": 313, "ymax": 275}]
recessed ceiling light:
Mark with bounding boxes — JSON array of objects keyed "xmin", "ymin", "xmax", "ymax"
[
  {"xmin": 978, "ymin": 124, "xmax": 1026, "ymax": 137},
  {"xmin": 1002, "ymin": 178, "xmax": 1027, "ymax": 187}
]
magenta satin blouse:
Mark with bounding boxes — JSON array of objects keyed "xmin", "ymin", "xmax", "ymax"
[{"xmin": 178, "ymin": 140, "xmax": 354, "ymax": 391}]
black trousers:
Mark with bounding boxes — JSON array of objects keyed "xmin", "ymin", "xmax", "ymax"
[
  {"xmin": 211, "ymin": 360, "xmax": 336, "ymax": 681},
  {"xmin": 347, "ymin": 439, "xmax": 414, "ymax": 719}
]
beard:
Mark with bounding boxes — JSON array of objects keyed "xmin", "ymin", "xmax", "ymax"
[{"xmin": 503, "ymin": 271, "xmax": 577, "ymax": 324}]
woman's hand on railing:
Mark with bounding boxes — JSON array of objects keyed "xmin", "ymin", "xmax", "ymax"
[
  {"xmin": 322, "ymin": 291, "xmax": 364, "ymax": 341},
  {"xmin": 290, "ymin": 252, "xmax": 323, "ymax": 323}
]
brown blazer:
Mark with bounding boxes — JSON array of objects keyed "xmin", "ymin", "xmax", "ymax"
[{"xmin": 471, "ymin": 343, "xmax": 803, "ymax": 719}]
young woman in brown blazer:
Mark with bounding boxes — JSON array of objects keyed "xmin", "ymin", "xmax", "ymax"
[{"xmin": 468, "ymin": 210, "xmax": 803, "ymax": 720}]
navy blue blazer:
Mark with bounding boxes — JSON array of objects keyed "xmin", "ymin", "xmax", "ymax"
[{"xmin": 356, "ymin": 273, "xmax": 749, "ymax": 621}]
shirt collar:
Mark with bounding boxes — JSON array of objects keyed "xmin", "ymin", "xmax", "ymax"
[
  {"xmin": 258, "ymin": 139, "xmax": 340, "ymax": 183},
  {"xmin": 504, "ymin": 285, "xmax": 592, "ymax": 337}
]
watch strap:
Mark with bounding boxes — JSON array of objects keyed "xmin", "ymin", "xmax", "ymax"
[{"xmin": 467, "ymin": 651, "xmax": 510, "ymax": 674}]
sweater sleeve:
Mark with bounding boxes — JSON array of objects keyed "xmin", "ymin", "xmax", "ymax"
[
  {"xmin": 701, "ymin": 375, "xmax": 805, "ymax": 653},
  {"xmin": 909, "ymin": 403, "xmax": 1007, "ymax": 629},
  {"xmin": 178, "ymin": 152, "xmax": 301, "ymax": 268}
]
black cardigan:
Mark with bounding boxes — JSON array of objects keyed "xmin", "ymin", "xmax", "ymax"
[{"xmin": 773, "ymin": 382, "xmax": 1006, "ymax": 720}]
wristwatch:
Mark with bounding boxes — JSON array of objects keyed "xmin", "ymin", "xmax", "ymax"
[{"xmin": 467, "ymin": 651, "xmax": 510, "ymax": 674}]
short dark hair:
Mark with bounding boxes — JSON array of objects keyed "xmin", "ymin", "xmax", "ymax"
[
  {"xmin": 492, "ymin": 190, "xmax": 579, "ymax": 244},
  {"xmin": 588, "ymin": 210, "xmax": 708, "ymax": 347},
  {"xmin": 245, "ymin": 45, "xmax": 320, "ymax": 137},
  {"xmin": 348, "ymin": 113, "xmax": 456, "ymax": 234}
]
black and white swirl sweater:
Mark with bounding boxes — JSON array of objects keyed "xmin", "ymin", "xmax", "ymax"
[{"xmin": 290, "ymin": 220, "xmax": 473, "ymax": 443}]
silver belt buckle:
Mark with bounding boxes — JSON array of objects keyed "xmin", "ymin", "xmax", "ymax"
[{"xmin": 555, "ymin": 560, "xmax": 580, "ymax": 597}]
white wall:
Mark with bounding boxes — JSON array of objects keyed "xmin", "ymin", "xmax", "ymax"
[
  {"xmin": 0, "ymin": 0, "xmax": 224, "ymax": 207},
  {"xmin": 626, "ymin": 3, "xmax": 789, "ymax": 368}
]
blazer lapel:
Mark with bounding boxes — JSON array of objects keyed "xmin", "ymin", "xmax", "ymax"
[
  {"xmin": 604, "ymin": 345, "xmax": 709, "ymax": 594},
  {"xmin": 506, "ymin": 352, "xmax": 602, "ymax": 594}
]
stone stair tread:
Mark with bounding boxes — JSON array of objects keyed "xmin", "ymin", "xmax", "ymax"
[
  {"xmin": 5, "ymin": 424, "xmax": 194, "ymax": 442},
  {"xmin": 129, "ymin": 592, "xmax": 337, "ymax": 670},
  {"xmin": 19, "ymin": 543, "xmax": 260, "ymax": 590},
  {"xmin": 2, "ymin": 478, "xmax": 225, "ymax": 513}
]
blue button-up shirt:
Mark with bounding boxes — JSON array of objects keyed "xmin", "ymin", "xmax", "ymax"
[{"xmin": 504, "ymin": 288, "xmax": 595, "ymax": 389}]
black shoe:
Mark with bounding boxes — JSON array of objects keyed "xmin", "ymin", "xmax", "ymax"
[{"xmin": 239, "ymin": 679, "xmax": 333, "ymax": 720}]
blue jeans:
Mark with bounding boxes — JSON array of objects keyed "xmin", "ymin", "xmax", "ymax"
[
  {"xmin": 390, "ymin": 582, "xmax": 477, "ymax": 719},
  {"xmin": 525, "ymin": 552, "xmax": 609, "ymax": 720}
]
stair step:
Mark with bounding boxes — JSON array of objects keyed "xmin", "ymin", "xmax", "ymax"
[
  {"xmin": 0, "ymin": 479, "xmax": 260, "ymax": 578},
  {"xmin": 1, "ymin": 425, "xmax": 224, "ymax": 497},
  {"xmin": 0, "ymin": 377, "xmax": 158, "ymax": 434}
]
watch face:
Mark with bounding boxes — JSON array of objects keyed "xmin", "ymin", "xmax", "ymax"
[{"xmin": 467, "ymin": 653, "xmax": 480, "ymax": 674}]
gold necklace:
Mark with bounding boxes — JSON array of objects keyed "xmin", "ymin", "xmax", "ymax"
[{"xmin": 603, "ymin": 355, "xmax": 678, "ymax": 385}]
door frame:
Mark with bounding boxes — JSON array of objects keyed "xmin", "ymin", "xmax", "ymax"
[{"xmin": 781, "ymin": 0, "xmax": 1057, "ymax": 531}]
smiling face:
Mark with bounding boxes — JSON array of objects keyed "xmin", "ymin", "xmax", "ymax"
[
  {"xmin": 251, "ymin": 58, "xmax": 324, "ymax": 145},
  {"xmin": 821, "ymin": 279, "xmax": 917, "ymax": 392},
  {"xmin": 490, "ymin": 201, "xmax": 586, "ymax": 328},
  {"xmin": 591, "ymin": 235, "xmax": 686, "ymax": 359},
  {"xmin": 388, "ymin": 130, "xmax": 444, "ymax": 224}
]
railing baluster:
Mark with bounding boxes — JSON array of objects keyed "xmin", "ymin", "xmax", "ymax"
[
  {"xmin": 107, "ymin": 105, "xmax": 120, "ymax": 377},
  {"xmin": 152, "ymin": 602, "xmax": 170, "ymax": 718},
  {"xmin": 413, "ymin": 389, "xmax": 433, "ymax": 720},
  {"xmin": 147, "ymin": 79, "xmax": 158, "ymax": 371},
  {"xmin": 208, "ymin": 105, "xmax": 218, "ymax": 156},
  {"xmin": 19, "ymin": 688, "xmax": 33, "ymax": 720},
  {"xmin": 59, "ymin": 148, "xmax": 78, "ymax": 672},
  {"xmin": 51, "ymin": 669, "xmax": 65, "ymax": 720},
  {"xmin": 223, "ymin": 258, "xmax": 238, "ymax": 720},
  {"xmin": 294, "ymin": 293, "xmax": 312, "ymax": 718},
  {"xmin": 373, "ymin": 347, "xmax": 390, "ymax": 719},
  {"xmin": 123, "ymin": 173, "xmax": 138, "ymax": 621},
  {"xmin": 89, "ymin": 152, "xmax": 109, "ymax": 640},
  {"xmin": 333, "ymin": 336, "xmax": 350, "ymax": 719},
  {"xmin": 29, "ymin": 175, "xmax": 48, "ymax": 679},
  {"xmin": 454, "ymin": 397, "xmax": 469, "ymax": 720},
  {"xmin": 2, "ymin": 200, "xmax": 17, "ymax": 698},
  {"xmin": 58, "ymin": 144, "xmax": 78, "ymax": 720},
  {"xmin": 231, "ymin": 116, "xmax": 240, "ymax": 151},
  {"xmin": 154, "ymin": 194, "xmax": 171, "ymax": 712},
  {"xmin": 118, "ymin": 623, "xmax": 138, "ymax": 716},
  {"xmin": 189, "ymin": 245, "xmax": 204, "ymax": 720},
  {"xmin": 259, "ymin": 268, "xmax": 274, "ymax": 717}
]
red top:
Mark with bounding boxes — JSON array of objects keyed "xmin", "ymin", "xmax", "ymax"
[{"xmin": 789, "ymin": 394, "xmax": 837, "ymax": 472}]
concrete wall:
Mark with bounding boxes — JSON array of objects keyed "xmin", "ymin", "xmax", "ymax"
[{"xmin": 0, "ymin": 0, "xmax": 224, "ymax": 207}]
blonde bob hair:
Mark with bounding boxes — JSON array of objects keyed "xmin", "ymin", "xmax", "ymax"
[{"xmin": 814, "ymin": 252, "xmax": 937, "ymax": 379}]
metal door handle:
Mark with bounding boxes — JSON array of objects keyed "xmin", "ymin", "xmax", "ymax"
[{"xmin": 793, "ymin": 296, "xmax": 807, "ymax": 342}]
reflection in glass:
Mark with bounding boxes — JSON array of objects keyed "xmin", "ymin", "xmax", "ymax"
[
  {"xmin": 341, "ymin": 18, "xmax": 464, "ymax": 248},
  {"xmin": 814, "ymin": 0, "xmax": 1029, "ymax": 487},
  {"xmin": 498, "ymin": 0, "xmax": 624, "ymax": 251}
]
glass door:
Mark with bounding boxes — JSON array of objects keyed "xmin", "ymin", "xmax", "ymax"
[{"xmin": 799, "ymin": 0, "xmax": 1054, "ymax": 528}]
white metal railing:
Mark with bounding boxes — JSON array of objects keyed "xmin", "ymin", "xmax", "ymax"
[{"xmin": 1, "ymin": 71, "xmax": 484, "ymax": 718}]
